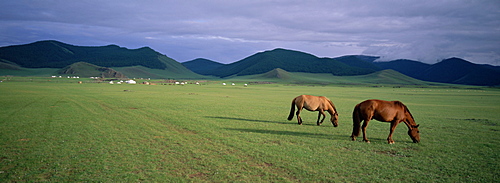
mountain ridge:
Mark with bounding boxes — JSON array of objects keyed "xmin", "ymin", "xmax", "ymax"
[
  {"xmin": 376, "ymin": 57, "xmax": 500, "ymax": 86},
  {"xmin": 182, "ymin": 58, "xmax": 224, "ymax": 75},
  {"xmin": 1, "ymin": 40, "xmax": 499, "ymax": 85},
  {"xmin": 0, "ymin": 40, "xmax": 167, "ymax": 69},
  {"xmin": 197, "ymin": 48, "xmax": 375, "ymax": 77},
  {"xmin": 0, "ymin": 40, "xmax": 203, "ymax": 78}
]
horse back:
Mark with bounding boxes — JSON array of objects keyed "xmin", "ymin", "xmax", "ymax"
[
  {"xmin": 297, "ymin": 95, "xmax": 330, "ymax": 111},
  {"xmin": 359, "ymin": 99, "xmax": 407, "ymax": 122}
]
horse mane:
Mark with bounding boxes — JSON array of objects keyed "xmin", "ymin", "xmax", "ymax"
[
  {"xmin": 327, "ymin": 98, "xmax": 337, "ymax": 113},
  {"xmin": 394, "ymin": 101, "xmax": 416, "ymax": 124}
]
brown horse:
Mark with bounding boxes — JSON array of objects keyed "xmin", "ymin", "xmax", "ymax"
[
  {"xmin": 351, "ymin": 99, "xmax": 420, "ymax": 144},
  {"xmin": 287, "ymin": 95, "xmax": 339, "ymax": 127}
]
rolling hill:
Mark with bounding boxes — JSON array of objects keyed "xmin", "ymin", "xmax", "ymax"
[
  {"xmin": 182, "ymin": 58, "xmax": 225, "ymax": 75},
  {"xmin": 58, "ymin": 62, "xmax": 125, "ymax": 78},
  {"xmin": 232, "ymin": 68, "xmax": 431, "ymax": 85},
  {"xmin": 333, "ymin": 55, "xmax": 381, "ymax": 71},
  {"xmin": 376, "ymin": 58, "xmax": 500, "ymax": 86},
  {"xmin": 1, "ymin": 40, "xmax": 499, "ymax": 85},
  {"xmin": 0, "ymin": 40, "xmax": 168, "ymax": 69},
  {"xmin": 201, "ymin": 48, "xmax": 375, "ymax": 77},
  {"xmin": 0, "ymin": 40, "xmax": 205, "ymax": 79},
  {"xmin": 419, "ymin": 58, "xmax": 500, "ymax": 86},
  {"xmin": 256, "ymin": 68, "xmax": 293, "ymax": 80},
  {"xmin": 232, "ymin": 68, "xmax": 429, "ymax": 85}
]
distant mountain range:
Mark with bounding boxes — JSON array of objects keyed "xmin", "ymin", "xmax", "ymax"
[
  {"xmin": 375, "ymin": 58, "xmax": 500, "ymax": 86},
  {"xmin": 186, "ymin": 48, "xmax": 376, "ymax": 78},
  {"xmin": 1, "ymin": 40, "xmax": 499, "ymax": 86},
  {"xmin": 183, "ymin": 49, "xmax": 500, "ymax": 86}
]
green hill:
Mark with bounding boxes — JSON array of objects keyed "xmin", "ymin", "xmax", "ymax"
[
  {"xmin": 375, "ymin": 59, "xmax": 431, "ymax": 78},
  {"xmin": 348, "ymin": 69, "xmax": 429, "ymax": 85},
  {"xmin": 0, "ymin": 40, "xmax": 166, "ymax": 69},
  {"xmin": 0, "ymin": 40, "xmax": 204, "ymax": 79},
  {"xmin": 334, "ymin": 55, "xmax": 381, "ymax": 71},
  {"xmin": 259, "ymin": 68, "xmax": 292, "ymax": 79},
  {"xmin": 113, "ymin": 65, "xmax": 214, "ymax": 79},
  {"xmin": 0, "ymin": 60, "xmax": 22, "ymax": 70},
  {"xmin": 206, "ymin": 48, "xmax": 375, "ymax": 77},
  {"xmin": 58, "ymin": 62, "xmax": 125, "ymax": 78},
  {"xmin": 233, "ymin": 68, "xmax": 430, "ymax": 85},
  {"xmin": 376, "ymin": 58, "xmax": 500, "ymax": 86},
  {"xmin": 182, "ymin": 58, "xmax": 225, "ymax": 75},
  {"xmin": 3, "ymin": 41, "xmax": 499, "ymax": 85},
  {"xmin": 419, "ymin": 58, "xmax": 500, "ymax": 86}
]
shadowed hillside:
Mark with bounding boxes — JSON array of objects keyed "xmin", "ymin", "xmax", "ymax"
[
  {"xmin": 375, "ymin": 59, "xmax": 431, "ymax": 78},
  {"xmin": 233, "ymin": 68, "xmax": 430, "ymax": 85},
  {"xmin": 376, "ymin": 58, "xmax": 500, "ymax": 86},
  {"xmin": 0, "ymin": 40, "xmax": 205, "ymax": 79},
  {"xmin": 349, "ymin": 69, "xmax": 428, "ymax": 85},
  {"xmin": 205, "ymin": 48, "xmax": 375, "ymax": 77},
  {"xmin": 334, "ymin": 55, "xmax": 381, "ymax": 71},
  {"xmin": 0, "ymin": 60, "xmax": 22, "ymax": 70},
  {"xmin": 58, "ymin": 62, "xmax": 125, "ymax": 78},
  {"xmin": 0, "ymin": 40, "xmax": 168, "ymax": 69},
  {"xmin": 182, "ymin": 58, "xmax": 225, "ymax": 75},
  {"xmin": 1, "ymin": 41, "xmax": 499, "ymax": 85}
]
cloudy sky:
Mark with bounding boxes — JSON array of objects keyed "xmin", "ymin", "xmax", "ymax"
[{"xmin": 1, "ymin": 0, "xmax": 499, "ymax": 65}]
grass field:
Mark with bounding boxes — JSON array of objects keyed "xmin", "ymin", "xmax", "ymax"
[{"xmin": 1, "ymin": 80, "xmax": 499, "ymax": 182}]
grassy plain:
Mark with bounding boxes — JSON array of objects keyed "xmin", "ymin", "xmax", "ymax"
[{"xmin": 0, "ymin": 80, "xmax": 499, "ymax": 182}]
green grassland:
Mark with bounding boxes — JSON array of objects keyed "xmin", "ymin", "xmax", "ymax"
[{"xmin": 0, "ymin": 80, "xmax": 499, "ymax": 182}]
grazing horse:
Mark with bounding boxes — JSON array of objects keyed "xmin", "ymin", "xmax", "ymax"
[
  {"xmin": 287, "ymin": 95, "xmax": 339, "ymax": 127},
  {"xmin": 351, "ymin": 99, "xmax": 420, "ymax": 144}
]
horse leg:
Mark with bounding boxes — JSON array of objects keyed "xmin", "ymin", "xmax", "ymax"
[
  {"xmin": 296, "ymin": 108, "xmax": 303, "ymax": 125},
  {"xmin": 387, "ymin": 121, "xmax": 399, "ymax": 144},
  {"xmin": 362, "ymin": 119, "xmax": 371, "ymax": 143},
  {"xmin": 317, "ymin": 110, "xmax": 326, "ymax": 126}
]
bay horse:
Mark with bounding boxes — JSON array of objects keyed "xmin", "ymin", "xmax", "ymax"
[
  {"xmin": 287, "ymin": 95, "xmax": 339, "ymax": 127},
  {"xmin": 351, "ymin": 99, "xmax": 420, "ymax": 144}
]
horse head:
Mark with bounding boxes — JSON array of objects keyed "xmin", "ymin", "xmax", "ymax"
[
  {"xmin": 330, "ymin": 112, "xmax": 339, "ymax": 127},
  {"xmin": 408, "ymin": 124, "xmax": 420, "ymax": 143}
]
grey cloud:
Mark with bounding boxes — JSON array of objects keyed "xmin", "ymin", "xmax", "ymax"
[{"xmin": 0, "ymin": 0, "xmax": 499, "ymax": 65}]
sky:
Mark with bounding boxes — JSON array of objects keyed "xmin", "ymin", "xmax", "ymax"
[{"xmin": 0, "ymin": 0, "xmax": 499, "ymax": 65}]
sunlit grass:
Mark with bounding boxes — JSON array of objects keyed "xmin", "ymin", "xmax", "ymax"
[{"xmin": 1, "ymin": 81, "xmax": 499, "ymax": 182}]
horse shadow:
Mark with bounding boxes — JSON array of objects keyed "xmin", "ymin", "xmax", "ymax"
[
  {"xmin": 205, "ymin": 116, "xmax": 320, "ymax": 126},
  {"xmin": 206, "ymin": 116, "xmax": 346, "ymax": 139},
  {"xmin": 224, "ymin": 128, "xmax": 345, "ymax": 140}
]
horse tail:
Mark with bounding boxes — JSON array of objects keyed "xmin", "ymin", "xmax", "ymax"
[
  {"xmin": 287, "ymin": 97, "xmax": 296, "ymax": 120},
  {"xmin": 351, "ymin": 103, "xmax": 362, "ymax": 137}
]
